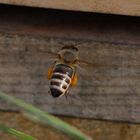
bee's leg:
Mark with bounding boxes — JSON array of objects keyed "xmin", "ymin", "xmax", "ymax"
[
  {"xmin": 47, "ymin": 61, "xmax": 57, "ymax": 80},
  {"xmin": 71, "ymin": 73, "xmax": 77, "ymax": 86},
  {"xmin": 48, "ymin": 90, "xmax": 51, "ymax": 95},
  {"xmin": 65, "ymin": 93, "xmax": 68, "ymax": 100},
  {"xmin": 65, "ymin": 91, "xmax": 69, "ymax": 100},
  {"xmin": 47, "ymin": 67, "xmax": 54, "ymax": 79}
]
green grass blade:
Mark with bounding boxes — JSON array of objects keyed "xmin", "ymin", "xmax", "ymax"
[
  {"xmin": 0, "ymin": 124, "xmax": 37, "ymax": 140},
  {"xmin": 0, "ymin": 91, "xmax": 93, "ymax": 140}
]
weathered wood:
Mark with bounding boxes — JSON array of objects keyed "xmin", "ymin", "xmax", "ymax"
[
  {"xmin": 0, "ymin": 0, "xmax": 140, "ymax": 16},
  {"xmin": 0, "ymin": 112, "xmax": 140, "ymax": 140},
  {"xmin": 0, "ymin": 6, "xmax": 140, "ymax": 123}
]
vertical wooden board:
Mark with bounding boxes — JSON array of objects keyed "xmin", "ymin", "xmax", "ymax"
[{"xmin": 0, "ymin": 33, "xmax": 140, "ymax": 123}]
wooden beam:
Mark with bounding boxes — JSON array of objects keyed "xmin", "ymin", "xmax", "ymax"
[
  {"xmin": 0, "ymin": 6, "xmax": 140, "ymax": 123},
  {"xmin": 0, "ymin": 0, "xmax": 140, "ymax": 16},
  {"xmin": 1, "ymin": 112, "xmax": 140, "ymax": 140}
]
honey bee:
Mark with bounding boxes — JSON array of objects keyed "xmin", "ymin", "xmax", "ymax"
[{"xmin": 47, "ymin": 45, "xmax": 79, "ymax": 98}]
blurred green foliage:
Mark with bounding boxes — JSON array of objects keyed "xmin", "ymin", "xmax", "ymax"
[{"xmin": 0, "ymin": 91, "xmax": 92, "ymax": 140}]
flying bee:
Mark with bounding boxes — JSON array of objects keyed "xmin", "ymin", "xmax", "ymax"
[{"xmin": 47, "ymin": 45, "xmax": 79, "ymax": 98}]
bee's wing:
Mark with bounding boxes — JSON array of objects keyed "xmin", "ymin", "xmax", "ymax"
[
  {"xmin": 36, "ymin": 51, "xmax": 59, "ymax": 61},
  {"xmin": 77, "ymin": 59, "xmax": 103, "ymax": 67},
  {"xmin": 75, "ymin": 59, "xmax": 103, "ymax": 87},
  {"xmin": 28, "ymin": 51, "xmax": 58, "ymax": 76},
  {"xmin": 28, "ymin": 50, "xmax": 58, "ymax": 80}
]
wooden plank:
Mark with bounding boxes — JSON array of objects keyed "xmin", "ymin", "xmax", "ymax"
[
  {"xmin": 0, "ymin": 34, "xmax": 140, "ymax": 123},
  {"xmin": 0, "ymin": 0, "xmax": 140, "ymax": 16},
  {"xmin": 0, "ymin": 6, "xmax": 140, "ymax": 123},
  {"xmin": 0, "ymin": 112, "xmax": 140, "ymax": 140}
]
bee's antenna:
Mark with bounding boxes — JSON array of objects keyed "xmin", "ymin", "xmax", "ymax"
[
  {"xmin": 58, "ymin": 42, "xmax": 65, "ymax": 46},
  {"xmin": 59, "ymin": 42, "xmax": 81, "ymax": 48}
]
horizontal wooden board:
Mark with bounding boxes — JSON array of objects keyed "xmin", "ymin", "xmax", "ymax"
[
  {"xmin": 0, "ymin": 112, "xmax": 140, "ymax": 140},
  {"xmin": 0, "ymin": 33, "xmax": 140, "ymax": 123},
  {"xmin": 0, "ymin": 6, "xmax": 140, "ymax": 123},
  {"xmin": 0, "ymin": 0, "xmax": 140, "ymax": 16}
]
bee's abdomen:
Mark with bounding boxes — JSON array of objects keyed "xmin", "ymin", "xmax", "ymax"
[
  {"xmin": 54, "ymin": 64, "xmax": 73, "ymax": 76},
  {"xmin": 51, "ymin": 74, "xmax": 70, "ymax": 84},
  {"xmin": 50, "ymin": 73, "xmax": 71, "ymax": 97},
  {"xmin": 50, "ymin": 64, "xmax": 73, "ymax": 97}
]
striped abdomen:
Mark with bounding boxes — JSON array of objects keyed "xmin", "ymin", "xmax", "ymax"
[{"xmin": 50, "ymin": 64, "xmax": 73, "ymax": 97}]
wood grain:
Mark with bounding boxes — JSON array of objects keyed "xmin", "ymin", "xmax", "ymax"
[
  {"xmin": 0, "ymin": 34, "xmax": 140, "ymax": 123},
  {"xmin": 0, "ymin": 112, "xmax": 140, "ymax": 140},
  {"xmin": 0, "ymin": 6, "xmax": 140, "ymax": 123},
  {"xmin": 0, "ymin": 0, "xmax": 140, "ymax": 16}
]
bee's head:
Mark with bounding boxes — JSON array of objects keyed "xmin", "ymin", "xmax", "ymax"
[{"xmin": 59, "ymin": 45, "xmax": 79, "ymax": 64}]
